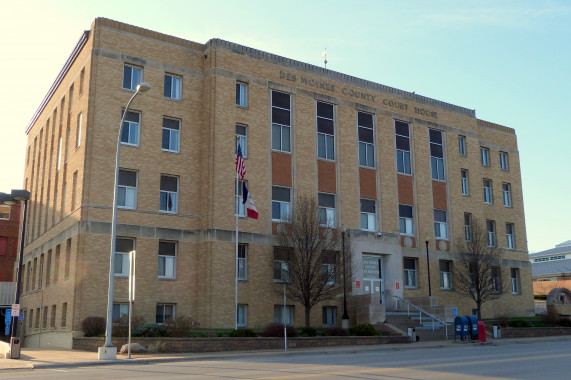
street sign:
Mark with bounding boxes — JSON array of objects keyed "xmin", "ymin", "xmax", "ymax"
[
  {"xmin": 19, "ymin": 313, "xmax": 24, "ymax": 321},
  {"xmin": 4, "ymin": 315, "xmax": 11, "ymax": 324},
  {"xmin": 5, "ymin": 309, "xmax": 11, "ymax": 318},
  {"xmin": 11, "ymin": 304, "xmax": 20, "ymax": 316},
  {"xmin": 396, "ymin": 282, "xmax": 400, "ymax": 290},
  {"xmin": 4, "ymin": 325, "xmax": 9, "ymax": 335}
]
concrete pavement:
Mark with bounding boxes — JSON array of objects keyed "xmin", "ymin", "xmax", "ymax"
[{"xmin": 0, "ymin": 336, "xmax": 568, "ymax": 371}]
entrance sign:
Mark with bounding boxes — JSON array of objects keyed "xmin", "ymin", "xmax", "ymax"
[{"xmin": 11, "ymin": 304, "xmax": 20, "ymax": 316}]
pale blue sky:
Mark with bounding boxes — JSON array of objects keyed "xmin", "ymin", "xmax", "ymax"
[{"xmin": 1, "ymin": 0, "xmax": 569, "ymax": 252}]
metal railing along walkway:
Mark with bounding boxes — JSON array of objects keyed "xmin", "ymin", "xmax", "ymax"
[{"xmin": 393, "ymin": 295, "xmax": 450, "ymax": 340}]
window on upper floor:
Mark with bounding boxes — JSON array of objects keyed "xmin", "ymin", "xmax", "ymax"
[
  {"xmin": 238, "ymin": 244, "xmax": 247, "ymax": 281},
  {"xmin": 502, "ymin": 183, "xmax": 512, "ymax": 207},
  {"xmin": 403, "ymin": 258, "xmax": 417, "ymax": 288},
  {"xmin": 271, "ymin": 91, "xmax": 291, "ymax": 152},
  {"xmin": 160, "ymin": 175, "xmax": 178, "ymax": 213},
  {"xmin": 360, "ymin": 199, "xmax": 376, "ymax": 231},
  {"xmin": 121, "ymin": 110, "xmax": 141, "ymax": 146},
  {"xmin": 158, "ymin": 241, "xmax": 176, "ymax": 279},
  {"xmin": 461, "ymin": 169, "xmax": 469, "ymax": 196},
  {"xmin": 358, "ymin": 111, "xmax": 374, "ymax": 167},
  {"xmin": 464, "ymin": 213, "xmax": 473, "ymax": 242},
  {"xmin": 399, "ymin": 204, "xmax": 414, "ymax": 236},
  {"xmin": 164, "ymin": 73, "xmax": 181, "ymax": 100},
  {"xmin": 486, "ymin": 220, "xmax": 496, "ymax": 247},
  {"xmin": 506, "ymin": 223, "xmax": 515, "ymax": 250},
  {"xmin": 483, "ymin": 179, "xmax": 493, "ymax": 204},
  {"xmin": 511, "ymin": 268, "xmax": 520, "ymax": 294},
  {"xmin": 235, "ymin": 180, "xmax": 246, "ymax": 217},
  {"xmin": 162, "ymin": 117, "xmax": 180, "ymax": 153},
  {"xmin": 273, "ymin": 246, "xmax": 291, "ymax": 282},
  {"xmin": 481, "ymin": 147, "xmax": 490, "ymax": 167},
  {"xmin": 123, "ymin": 64, "xmax": 142, "ymax": 91},
  {"xmin": 395, "ymin": 120, "xmax": 411, "ymax": 174},
  {"xmin": 318, "ymin": 192, "xmax": 336, "ymax": 227},
  {"xmin": 492, "ymin": 266, "xmax": 501, "ymax": 294},
  {"xmin": 500, "ymin": 151, "xmax": 509, "ymax": 171},
  {"xmin": 429, "ymin": 129, "xmax": 445, "ymax": 180},
  {"xmin": 459, "ymin": 135, "xmax": 467, "ymax": 156},
  {"xmin": 317, "ymin": 102, "xmax": 335, "ymax": 160},
  {"xmin": 434, "ymin": 209, "xmax": 448, "ymax": 240},
  {"xmin": 117, "ymin": 169, "xmax": 137, "ymax": 209},
  {"xmin": 236, "ymin": 82, "xmax": 248, "ymax": 107},
  {"xmin": 272, "ymin": 186, "xmax": 291, "ymax": 222},
  {"xmin": 76, "ymin": 113, "xmax": 82, "ymax": 149},
  {"xmin": 114, "ymin": 237, "xmax": 134, "ymax": 276},
  {"xmin": 235, "ymin": 124, "xmax": 247, "ymax": 158}
]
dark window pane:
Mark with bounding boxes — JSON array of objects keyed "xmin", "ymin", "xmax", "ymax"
[
  {"xmin": 317, "ymin": 118, "xmax": 334, "ymax": 134},
  {"xmin": 272, "ymin": 186, "xmax": 290, "ymax": 202},
  {"xmin": 272, "ymin": 91, "xmax": 290, "ymax": 109},
  {"xmin": 358, "ymin": 112, "xmax": 373, "ymax": 128},
  {"xmin": 317, "ymin": 102, "xmax": 334, "ymax": 119},
  {"xmin": 164, "ymin": 75, "xmax": 171, "ymax": 97},
  {"xmin": 160, "ymin": 175, "xmax": 178, "ymax": 191},
  {"xmin": 430, "ymin": 143, "xmax": 443, "ymax": 158},
  {"xmin": 236, "ymin": 124, "xmax": 246, "ymax": 135},
  {"xmin": 439, "ymin": 261, "xmax": 450, "ymax": 271},
  {"xmin": 273, "ymin": 246, "xmax": 291, "ymax": 261},
  {"xmin": 404, "ymin": 258, "xmax": 415, "ymax": 270},
  {"xmin": 163, "ymin": 118, "xmax": 180, "ymax": 130},
  {"xmin": 272, "ymin": 108, "xmax": 290, "ymax": 126},
  {"xmin": 116, "ymin": 238, "xmax": 134, "ymax": 253},
  {"xmin": 429, "ymin": 129, "xmax": 442, "ymax": 144},
  {"xmin": 159, "ymin": 241, "xmax": 176, "ymax": 256},
  {"xmin": 358, "ymin": 127, "xmax": 374, "ymax": 143},
  {"xmin": 123, "ymin": 110, "xmax": 139, "ymax": 123},
  {"xmin": 236, "ymin": 83, "xmax": 241, "ymax": 105},
  {"xmin": 123, "ymin": 66, "xmax": 131, "ymax": 89},
  {"xmin": 162, "ymin": 129, "xmax": 170, "ymax": 149},
  {"xmin": 396, "ymin": 135, "xmax": 410, "ymax": 151},
  {"xmin": 361, "ymin": 199, "xmax": 375, "ymax": 213},
  {"xmin": 395, "ymin": 121, "xmax": 409, "ymax": 137},
  {"xmin": 318, "ymin": 193, "xmax": 335, "ymax": 208},
  {"xmin": 399, "ymin": 204, "xmax": 413, "ymax": 218},
  {"xmin": 434, "ymin": 210, "xmax": 446, "ymax": 222},
  {"xmin": 119, "ymin": 170, "xmax": 137, "ymax": 187}
]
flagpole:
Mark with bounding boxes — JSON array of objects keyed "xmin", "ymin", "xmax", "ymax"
[{"xmin": 235, "ymin": 139, "xmax": 239, "ymax": 331}]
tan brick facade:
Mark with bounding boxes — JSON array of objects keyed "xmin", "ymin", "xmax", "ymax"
[{"xmin": 19, "ymin": 18, "xmax": 533, "ymax": 347}]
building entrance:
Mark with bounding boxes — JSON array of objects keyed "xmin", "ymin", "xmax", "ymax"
[{"xmin": 362, "ymin": 255, "xmax": 384, "ymax": 304}]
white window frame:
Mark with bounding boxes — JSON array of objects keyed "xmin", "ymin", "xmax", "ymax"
[
  {"xmin": 502, "ymin": 183, "xmax": 512, "ymax": 207},
  {"xmin": 317, "ymin": 101, "xmax": 335, "ymax": 160},
  {"xmin": 271, "ymin": 91, "xmax": 291, "ymax": 152},
  {"xmin": 461, "ymin": 169, "xmax": 469, "ymax": 196},
  {"xmin": 237, "ymin": 244, "xmax": 247, "ymax": 281},
  {"xmin": 399, "ymin": 204, "xmax": 414, "ymax": 236},
  {"xmin": 236, "ymin": 124, "xmax": 247, "ymax": 158},
  {"xmin": 0, "ymin": 205, "xmax": 10, "ymax": 220},
  {"xmin": 272, "ymin": 186, "xmax": 291, "ymax": 222},
  {"xmin": 114, "ymin": 237, "xmax": 134, "ymax": 277},
  {"xmin": 360, "ymin": 199, "xmax": 376, "ymax": 231},
  {"xmin": 322, "ymin": 306, "xmax": 337, "ymax": 327},
  {"xmin": 162, "ymin": 117, "xmax": 180, "ymax": 153},
  {"xmin": 459, "ymin": 135, "xmax": 467, "ymax": 156},
  {"xmin": 464, "ymin": 213, "xmax": 473, "ymax": 242},
  {"xmin": 318, "ymin": 192, "xmax": 336, "ymax": 228},
  {"xmin": 159, "ymin": 174, "xmax": 179, "ymax": 214},
  {"xmin": 481, "ymin": 147, "xmax": 490, "ymax": 167},
  {"xmin": 56, "ymin": 136, "xmax": 63, "ymax": 171},
  {"xmin": 429, "ymin": 129, "xmax": 445, "ymax": 180},
  {"xmin": 121, "ymin": 110, "xmax": 141, "ymax": 147},
  {"xmin": 76, "ymin": 113, "xmax": 82, "ymax": 149},
  {"xmin": 439, "ymin": 260, "xmax": 452, "ymax": 290},
  {"xmin": 403, "ymin": 258, "xmax": 417, "ymax": 288},
  {"xmin": 236, "ymin": 82, "xmax": 248, "ymax": 107},
  {"xmin": 511, "ymin": 269, "xmax": 520, "ymax": 294},
  {"xmin": 117, "ymin": 169, "xmax": 137, "ymax": 209},
  {"xmin": 395, "ymin": 120, "xmax": 412, "ymax": 174},
  {"xmin": 487, "ymin": 220, "xmax": 496, "ymax": 247},
  {"xmin": 500, "ymin": 151, "xmax": 509, "ymax": 171},
  {"xmin": 506, "ymin": 223, "xmax": 515, "ymax": 249},
  {"xmin": 112, "ymin": 303, "xmax": 129, "ymax": 321},
  {"xmin": 434, "ymin": 209, "xmax": 448, "ymax": 240},
  {"xmin": 237, "ymin": 304, "xmax": 248, "ymax": 327},
  {"xmin": 358, "ymin": 111, "xmax": 375, "ymax": 168},
  {"xmin": 156, "ymin": 304, "xmax": 175, "ymax": 324},
  {"xmin": 274, "ymin": 305, "xmax": 294, "ymax": 325},
  {"xmin": 483, "ymin": 179, "xmax": 493, "ymax": 204},
  {"xmin": 123, "ymin": 64, "xmax": 142, "ymax": 91},
  {"xmin": 158, "ymin": 241, "xmax": 177, "ymax": 279},
  {"xmin": 164, "ymin": 73, "xmax": 182, "ymax": 100}
]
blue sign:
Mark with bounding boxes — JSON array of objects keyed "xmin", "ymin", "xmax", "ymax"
[
  {"xmin": 4, "ymin": 315, "xmax": 11, "ymax": 325},
  {"xmin": 19, "ymin": 313, "xmax": 24, "ymax": 321},
  {"xmin": 5, "ymin": 325, "xmax": 10, "ymax": 335},
  {"xmin": 5, "ymin": 309, "xmax": 11, "ymax": 318}
]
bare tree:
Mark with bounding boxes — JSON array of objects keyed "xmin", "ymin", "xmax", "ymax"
[
  {"xmin": 275, "ymin": 194, "xmax": 343, "ymax": 327},
  {"xmin": 453, "ymin": 217, "xmax": 506, "ymax": 319}
]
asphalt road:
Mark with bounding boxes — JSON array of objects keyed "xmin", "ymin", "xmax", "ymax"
[{"xmin": 3, "ymin": 338, "xmax": 570, "ymax": 379}]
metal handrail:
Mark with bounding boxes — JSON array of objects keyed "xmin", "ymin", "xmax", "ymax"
[{"xmin": 393, "ymin": 295, "xmax": 450, "ymax": 340}]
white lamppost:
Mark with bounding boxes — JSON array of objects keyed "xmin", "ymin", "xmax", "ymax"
[{"xmin": 99, "ymin": 82, "xmax": 150, "ymax": 360}]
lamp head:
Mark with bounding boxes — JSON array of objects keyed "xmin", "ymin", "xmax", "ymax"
[
  {"xmin": 136, "ymin": 82, "xmax": 151, "ymax": 93},
  {"xmin": 0, "ymin": 192, "xmax": 15, "ymax": 205},
  {"xmin": 11, "ymin": 189, "xmax": 30, "ymax": 202},
  {"xmin": 425, "ymin": 233, "xmax": 430, "ymax": 244}
]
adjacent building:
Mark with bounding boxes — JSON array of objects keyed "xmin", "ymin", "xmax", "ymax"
[
  {"xmin": 20, "ymin": 18, "xmax": 534, "ymax": 348},
  {"xmin": 529, "ymin": 241, "xmax": 571, "ymax": 295}
]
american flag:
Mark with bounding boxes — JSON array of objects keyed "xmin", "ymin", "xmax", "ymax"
[{"xmin": 235, "ymin": 144, "xmax": 246, "ymax": 180}]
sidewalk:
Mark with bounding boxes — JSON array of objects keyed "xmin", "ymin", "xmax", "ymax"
[{"xmin": 1, "ymin": 335, "xmax": 569, "ymax": 371}]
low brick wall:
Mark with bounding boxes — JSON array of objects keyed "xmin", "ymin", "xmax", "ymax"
[
  {"xmin": 73, "ymin": 335, "xmax": 410, "ymax": 353},
  {"xmin": 496, "ymin": 327, "xmax": 571, "ymax": 338}
]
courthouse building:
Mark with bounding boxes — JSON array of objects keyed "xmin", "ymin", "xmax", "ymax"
[{"xmin": 20, "ymin": 18, "xmax": 533, "ymax": 347}]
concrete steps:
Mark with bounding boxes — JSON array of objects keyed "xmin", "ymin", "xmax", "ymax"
[{"xmin": 385, "ymin": 311, "xmax": 452, "ymax": 342}]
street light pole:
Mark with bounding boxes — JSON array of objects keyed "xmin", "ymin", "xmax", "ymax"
[
  {"xmin": 425, "ymin": 233, "xmax": 432, "ymax": 297},
  {"xmin": 100, "ymin": 83, "xmax": 150, "ymax": 360},
  {"xmin": 341, "ymin": 230, "xmax": 349, "ymax": 327}
]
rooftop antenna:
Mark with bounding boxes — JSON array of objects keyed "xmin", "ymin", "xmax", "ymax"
[{"xmin": 322, "ymin": 48, "xmax": 327, "ymax": 69}]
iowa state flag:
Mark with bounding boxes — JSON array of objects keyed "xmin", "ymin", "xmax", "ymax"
[{"xmin": 242, "ymin": 182, "xmax": 259, "ymax": 219}]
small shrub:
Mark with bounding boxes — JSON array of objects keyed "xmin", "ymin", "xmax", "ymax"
[
  {"xmin": 508, "ymin": 320, "xmax": 531, "ymax": 328},
  {"xmin": 300, "ymin": 327, "xmax": 317, "ymax": 337},
  {"xmin": 133, "ymin": 323, "xmax": 168, "ymax": 337},
  {"xmin": 165, "ymin": 315, "xmax": 200, "ymax": 337},
  {"xmin": 112, "ymin": 315, "xmax": 145, "ymax": 337},
  {"xmin": 322, "ymin": 327, "xmax": 347, "ymax": 336},
  {"xmin": 81, "ymin": 317, "xmax": 105, "ymax": 337},
  {"xmin": 229, "ymin": 328, "xmax": 257, "ymax": 337},
  {"xmin": 349, "ymin": 323, "xmax": 376, "ymax": 336},
  {"xmin": 555, "ymin": 318, "xmax": 571, "ymax": 327},
  {"xmin": 496, "ymin": 315, "xmax": 509, "ymax": 328},
  {"xmin": 261, "ymin": 322, "xmax": 298, "ymax": 337},
  {"xmin": 534, "ymin": 294, "xmax": 547, "ymax": 300}
]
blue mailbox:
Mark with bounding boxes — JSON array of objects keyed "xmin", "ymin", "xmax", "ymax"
[
  {"xmin": 454, "ymin": 316, "xmax": 469, "ymax": 341},
  {"xmin": 467, "ymin": 316, "xmax": 479, "ymax": 340}
]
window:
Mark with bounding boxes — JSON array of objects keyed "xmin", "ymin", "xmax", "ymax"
[
  {"xmin": 160, "ymin": 175, "xmax": 178, "ymax": 213},
  {"xmin": 317, "ymin": 102, "xmax": 335, "ymax": 160},
  {"xmin": 322, "ymin": 251, "xmax": 338, "ymax": 285},
  {"xmin": 64, "ymin": 238, "xmax": 71, "ymax": 279},
  {"xmin": 235, "ymin": 180, "xmax": 246, "ymax": 217},
  {"xmin": 318, "ymin": 193, "xmax": 336, "ymax": 227},
  {"xmin": 273, "ymin": 247, "xmax": 291, "ymax": 282},
  {"xmin": 72, "ymin": 171, "xmax": 78, "ymax": 209},
  {"xmin": 358, "ymin": 112, "xmax": 374, "ymax": 167},
  {"xmin": 164, "ymin": 73, "xmax": 181, "ymax": 100},
  {"xmin": 464, "ymin": 213, "xmax": 473, "ymax": 242},
  {"xmin": 0, "ymin": 205, "xmax": 9, "ymax": 220},
  {"xmin": 46, "ymin": 250, "xmax": 51, "ymax": 285},
  {"xmin": 156, "ymin": 304, "xmax": 175, "ymax": 324},
  {"xmin": 502, "ymin": 183, "xmax": 512, "ymax": 207},
  {"xmin": 459, "ymin": 135, "xmax": 466, "ymax": 156},
  {"xmin": 76, "ymin": 113, "xmax": 82, "ymax": 148},
  {"xmin": 29, "ymin": 309, "xmax": 34, "ymax": 329},
  {"xmin": 434, "ymin": 209, "xmax": 448, "ymax": 240},
  {"xmin": 272, "ymin": 186, "xmax": 291, "ymax": 222},
  {"xmin": 483, "ymin": 179, "xmax": 493, "ymax": 204},
  {"xmin": 440, "ymin": 261, "xmax": 452, "ymax": 290},
  {"xmin": 506, "ymin": 223, "xmax": 515, "ymax": 249},
  {"xmin": 274, "ymin": 305, "xmax": 294, "ymax": 325},
  {"xmin": 360, "ymin": 199, "xmax": 376, "ymax": 231},
  {"xmin": 492, "ymin": 267, "xmax": 501, "ymax": 294},
  {"xmin": 271, "ymin": 91, "xmax": 291, "ymax": 152},
  {"xmin": 236, "ymin": 82, "xmax": 248, "ymax": 107},
  {"xmin": 403, "ymin": 258, "xmax": 417, "ymax": 288},
  {"xmin": 158, "ymin": 241, "xmax": 176, "ymax": 279},
  {"xmin": 238, "ymin": 244, "xmax": 247, "ymax": 281},
  {"xmin": 35, "ymin": 308, "xmax": 40, "ymax": 329},
  {"xmin": 54, "ymin": 246, "xmax": 60, "ymax": 282},
  {"xmin": 395, "ymin": 121, "xmax": 411, "ymax": 174},
  {"xmin": 120, "ymin": 110, "xmax": 140, "ymax": 146},
  {"xmin": 61, "ymin": 302, "xmax": 67, "ymax": 327},
  {"xmin": 50, "ymin": 305, "xmax": 57, "ymax": 328},
  {"xmin": 118, "ymin": 170, "xmax": 137, "ymax": 209},
  {"xmin": 486, "ymin": 220, "xmax": 496, "ymax": 247},
  {"xmin": 114, "ymin": 237, "xmax": 134, "ymax": 276},
  {"xmin": 56, "ymin": 136, "xmax": 62, "ymax": 171},
  {"xmin": 429, "ymin": 129, "xmax": 445, "ymax": 180},
  {"xmin": 162, "ymin": 118, "xmax": 180, "ymax": 153},
  {"xmin": 237, "ymin": 304, "xmax": 248, "ymax": 327},
  {"xmin": 323, "ymin": 306, "xmax": 337, "ymax": 327},
  {"xmin": 79, "ymin": 67, "xmax": 85, "ymax": 95},
  {"xmin": 461, "ymin": 169, "xmax": 469, "ymax": 196},
  {"xmin": 399, "ymin": 204, "xmax": 414, "ymax": 235},
  {"xmin": 235, "ymin": 124, "xmax": 247, "ymax": 158},
  {"xmin": 123, "ymin": 64, "xmax": 142, "ymax": 91},
  {"xmin": 481, "ymin": 147, "xmax": 490, "ymax": 167},
  {"xmin": 511, "ymin": 268, "xmax": 520, "ymax": 294},
  {"xmin": 112, "ymin": 303, "xmax": 129, "ymax": 320},
  {"xmin": 500, "ymin": 152, "xmax": 509, "ymax": 171}
]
